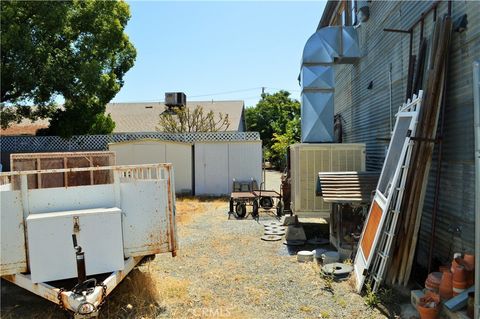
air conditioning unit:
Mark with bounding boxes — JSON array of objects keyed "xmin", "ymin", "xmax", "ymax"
[
  {"xmin": 290, "ymin": 143, "xmax": 366, "ymax": 219},
  {"xmin": 165, "ymin": 92, "xmax": 186, "ymax": 108}
]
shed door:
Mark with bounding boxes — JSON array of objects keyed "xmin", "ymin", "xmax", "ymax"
[
  {"xmin": 228, "ymin": 142, "xmax": 262, "ymax": 193},
  {"xmin": 195, "ymin": 143, "xmax": 229, "ymax": 195}
]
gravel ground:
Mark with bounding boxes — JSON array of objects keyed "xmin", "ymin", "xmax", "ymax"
[
  {"xmin": 145, "ymin": 201, "xmax": 388, "ymax": 319},
  {"xmin": 0, "ymin": 171, "xmax": 394, "ymax": 319}
]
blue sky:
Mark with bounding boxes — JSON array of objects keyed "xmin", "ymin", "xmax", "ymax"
[{"xmin": 112, "ymin": 1, "xmax": 326, "ymax": 107}]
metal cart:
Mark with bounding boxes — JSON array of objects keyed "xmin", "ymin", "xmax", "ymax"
[{"xmin": 229, "ymin": 189, "xmax": 284, "ymax": 219}]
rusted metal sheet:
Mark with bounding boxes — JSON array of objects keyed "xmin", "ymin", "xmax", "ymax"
[
  {"xmin": 121, "ymin": 180, "xmax": 169, "ymax": 257},
  {"xmin": 0, "ymin": 190, "xmax": 27, "ymax": 275},
  {"xmin": 316, "ymin": 171, "xmax": 379, "ymax": 203},
  {"xmin": 2, "ymin": 274, "xmax": 61, "ymax": 305},
  {"xmin": 10, "ymin": 151, "xmax": 115, "ymax": 190}
]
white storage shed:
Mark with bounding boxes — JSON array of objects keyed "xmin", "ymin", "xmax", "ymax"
[
  {"xmin": 109, "ymin": 140, "xmax": 193, "ymax": 194},
  {"xmin": 194, "ymin": 141, "xmax": 262, "ymax": 196}
]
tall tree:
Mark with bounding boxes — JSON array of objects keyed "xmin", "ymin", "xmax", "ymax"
[
  {"xmin": 245, "ymin": 90, "xmax": 300, "ymax": 168},
  {"xmin": 1, "ymin": 0, "xmax": 136, "ymax": 137}
]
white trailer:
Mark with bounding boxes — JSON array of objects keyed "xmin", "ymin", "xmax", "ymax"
[{"xmin": 0, "ymin": 163, "xmax": 177, "ymax": 318}]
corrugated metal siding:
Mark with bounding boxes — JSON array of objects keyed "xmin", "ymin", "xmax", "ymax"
[{"xmin": 333, "ymin": 0, "xmax": 479, "ymax": 269}]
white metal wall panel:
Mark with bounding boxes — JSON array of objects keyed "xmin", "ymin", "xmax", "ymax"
[
  {"xmin": 227, "ymin": 141, "xmax": 262, "ymax": 193},
  {"xmin": 26, "ymin": 208, "xmax": 124, "ymax": 283},
  {"xmin": 27, "ymin": 184, "xmax": 115, "ymax": 214},
  {"xmin": 121, "ymin": 180, "xmax": 170, "ymax": 257},
  {"xmin": 0, "ymin": 190, "xmax": 27, "ymax": 275},
  {"xmin": 195, "ymin": 143, "xmax": 229, "ymax": 195},
  {"xmin": 109, "ymin": 140, "xmax": 192, "ymax": 194},
  {"xmin": 165, "ymin": 143, "xmax": 193, "ymax": 194},
  {"xmin": 194, "ymin": 141, "xmax": 262, "ymax": 196}
]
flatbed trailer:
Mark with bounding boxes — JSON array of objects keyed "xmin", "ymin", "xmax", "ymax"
[{"xmin": 0, "ymin": 163, "xmax": 177, "ymax": 318}]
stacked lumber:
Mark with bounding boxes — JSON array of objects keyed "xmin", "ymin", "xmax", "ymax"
[
  {"xmin": 316, "ymin": 171, "xmax": 380, "ymax": 203},
  {"xmin": 386, "ymin": 15, "xmax": 453, "ymax": 286}
]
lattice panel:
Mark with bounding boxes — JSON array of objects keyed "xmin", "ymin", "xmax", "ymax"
[{"xmin": 1, "ymin": 132, "xmax": 260, "ymax": 152}]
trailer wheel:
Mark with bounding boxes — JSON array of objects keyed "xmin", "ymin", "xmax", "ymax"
[
  {"xmin": 234, "ymin": 202, "xmax": 247, "ymax": 218},
  {"xmin": 259, "ymin": 196, "xmax": 274, "ymax": 209},
  {"xmin": 252, "ymin": 199, "xmax": 259, "ymax": 218},
  {"xmin": 276, "ymin": 200, "xmax": 284, "ymax": 217}
]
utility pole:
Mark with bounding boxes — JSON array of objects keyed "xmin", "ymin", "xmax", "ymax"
[{"xmin": 261, "ymin": 87, "xmax": 265, "ymax": 99}]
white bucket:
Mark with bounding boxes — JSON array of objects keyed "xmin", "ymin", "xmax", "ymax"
[{"xmin": 297, "ymin": 250, "xmax": 314, "ymax": 263}]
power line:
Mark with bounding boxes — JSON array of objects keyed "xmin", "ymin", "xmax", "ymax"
[
  {"xmin": 111, "ymin": 87, "xmax": 300, "ymax": 103},
  {"xmin": 188, "ymin": 87, "xmax": 262, "ymax": 98},
  {"xmin": 264, "ymin": 87, "xmax": 301, "ymax": 93}
]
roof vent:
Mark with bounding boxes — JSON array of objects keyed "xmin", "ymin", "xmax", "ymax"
[{"xmin": 165, "ymin": 92, "xmax": 186, "ymax": 109}]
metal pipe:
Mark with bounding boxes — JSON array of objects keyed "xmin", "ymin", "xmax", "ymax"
[
  {"xmin": 388, "ymin": 63, "xmax": 393, "ymax": 134},
  {"xmin": 72, "ymin": 234, "xmax": 86, "ymax": 284},
  {"xmin": 427, "ymin": 55, "xmax": 448, "ymax": 274},
  {"xmin": 472, "ymin": 60, "xmax": 480, "ymax": 319},
  {"xmin": 383, "ymin": 28, "xmax": 410, "ymax": 33},
  {"xmin": 408, "ymin": 1, "xmax": 441, "ymax": 32},
  {"xmin": 420, "ymin": 16, "xmax": 425, "ymax": 39}
]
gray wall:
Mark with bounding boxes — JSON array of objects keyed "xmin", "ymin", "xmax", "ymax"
[{"xmin": 333, "ymin": 1, "xmax": 479, "ymax": 269}]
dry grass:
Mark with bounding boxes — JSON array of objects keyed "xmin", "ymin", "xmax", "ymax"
[
  {"xmin": 103, "ymin": 265, "xmax": 191, "ymax": 318},
  {"xmin": 176, "ymin": 197, "xmax": 226, "ymax": 225},
  {"xmin": 102, "ymin": 269, "xmax": 165, "ymax": 318},
  {"xmin": 244, "ymin": 286, "xmax": 265, "ymax": 305}
]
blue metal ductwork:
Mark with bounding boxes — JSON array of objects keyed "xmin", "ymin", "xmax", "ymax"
[{"xmin": 300, "ymin": 26, "xmax": 361, "ymax": 142}]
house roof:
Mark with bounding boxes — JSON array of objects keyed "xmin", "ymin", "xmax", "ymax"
[
  {"xmin": 0, "ymin": 100, "xmax": 245, "ymax": 135},
  {"xmin": 0, "ymin": 122, "xmax": 49, "ymax": 136},
  {"xmin": 106, "ymin": 100, "xmax": 245, "ymax": 133}
]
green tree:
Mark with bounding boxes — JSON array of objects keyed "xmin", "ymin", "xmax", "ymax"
[
  {"xmin": 245, "ymin": 91, "xmax": 300, "ymax": 168},
  {"xmin": 1, "ymin": 0, "xmax": 136, "ymax": 137},
  {"xmin": 157, "ymin": 105, "xmax": 230, "ymax": 133}
]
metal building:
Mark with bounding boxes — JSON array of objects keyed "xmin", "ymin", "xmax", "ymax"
[{"xmin": 316, "ymin": 0, "xmax": 479, "ymax": 279}]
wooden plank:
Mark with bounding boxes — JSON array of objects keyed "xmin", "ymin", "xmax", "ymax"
[{"xmin": 387, "ymin": 16, "xmax": 452, "ymax": 286}]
